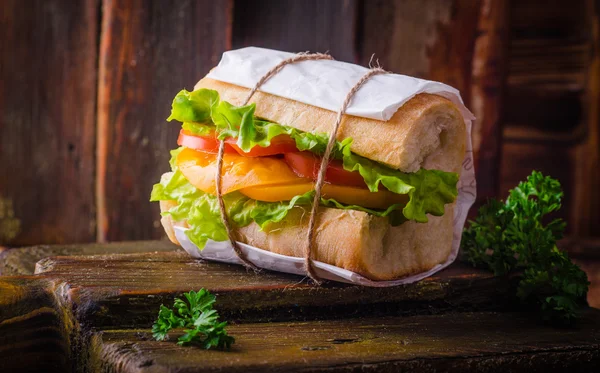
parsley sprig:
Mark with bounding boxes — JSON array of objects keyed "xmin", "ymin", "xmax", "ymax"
[
  {"xmin": 462, "ymin": 171, "xmax": 589, "ymax": 323},
  {"xmin": 152, "ymin": 289, "xmax": 235, "ymax": 349}
]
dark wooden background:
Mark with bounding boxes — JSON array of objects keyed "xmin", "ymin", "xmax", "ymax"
[{"xmin": 1, "ymin": 0, "xmax": 599, "ymax": 278}]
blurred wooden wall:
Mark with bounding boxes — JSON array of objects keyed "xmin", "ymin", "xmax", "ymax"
[{"xmin": 0, "ymin": 0, "xmax": 598, "ymax": 249}]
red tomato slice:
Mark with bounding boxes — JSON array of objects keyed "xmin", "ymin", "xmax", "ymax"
[
  {"xmin": 284, "ymin": 152, "xmax": 367, "ymax": 188},
  {"xmin": 177, "ymin": 129, "xmax": 237, "ymax": 154},
  {"xmin": 225, "ymin": 134, "xmax": 298, "ymax": 157}
]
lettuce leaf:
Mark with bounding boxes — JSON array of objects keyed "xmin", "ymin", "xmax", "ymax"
[
  {"xmin": 182, "ymin": 122, "xmax": 214, "ymax": 136},
  {"xmin": 170, "ymin": 88, "xmax": 347, "ymax": 155},
  {"xmin": 151, "ymin": 173, "xmax": 407, "ymax": 249},
  {"xmin": 167, "ymin": 89, "xmax": 219, "ymax": 123},
  {"xmin": 151, "ymin": 170, "xmax": 202, "ymax": 222},
  {"xmin": 169, "ymin": 147, "xmax": 184, "ymax": 171},
  {"xmin": 340, "ymin": 141, "xmax": 458, "ymax": 222},
  {"xmin": 165, "ymin": 88, "xmax": 459, "ymax": 223},
  {"xmin": 321, "ymin": 197, "xmax": 407, "ymax": 225}
]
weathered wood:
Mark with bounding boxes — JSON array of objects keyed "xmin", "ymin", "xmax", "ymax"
[
  {"xmin": 32, "ymin": 250, "xmax": 517, "ymax": 328},
  {"xmin": 562, "ymin": 236, "xmax": 600, "ymax": 257},
  {"xmin": 500, "ymin": 0, "xmax": 597, "ymax": 238},
  {"xmin": 0, "ymin": 0, "xmax": 98, "ymax": 245},
  {"xmin": 0, "ymin": 277, "xmax": 70, "ymax": 373},
  {"xmin": 0, "ymin": 240, "xmax": 178, "ymax": 276},
  {"xmin": 572, "ymin": 0, "xmax": 600, "ymax": 238},
  {"xmin": 0, "ymin": 242, "xmax": 599, "ymax": 372},
  {"xmin": 232, "ymin": 0, "xmax": 358, "ymax": 62},
  {"xmin": 470, "ymin": 0, "xmax": 510, "ymax": 207},
  {"xmin": 96, "ymin": 0, "xmax": 232, "ymax": 242},
  {"xmin": 358, "ymin": 0, "xmax": 492, "ymax": 213},
  {"xmin": 575, "ymin": 258, "xmax": 600, "ymax": 309},
  {"xmin": 90, "ymin": 310, "xmax": 600, "ymax": 373},
  {"xmin": 359, "ymin": 0, "xmax": 480, "ymax": 94}
]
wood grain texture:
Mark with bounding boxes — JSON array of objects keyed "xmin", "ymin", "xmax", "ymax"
[
  {"xmin": 91, "ymin": 310, "xmax": 600, "ymax": 373},
  {"xmin": 96, "ymin": 0, "xmax": 232, "ymax": 242},
  {"xmin": 470, "ymin": 0, "xmax": 510, "ymax": 206},
  {"xmin": 358, "ymin": 0, "xmax": 487, "ymax": 211},
  {"xmin": 0, "ymin": 277, "xmax": 70, "ymax": 373},
  {"xmin": 0, "ymin": 240, "xmax": 178, "ymax": 276},
  {"xmin": 575, "ymin": 257, "xmax": 600, "ymax": 309},
  {"xmin": 499, "ymin": 1, "xmax": 590, "ymax": 236},
  {"xmin": 572, "ymin": 0, "xmax": 600, "ymax": 237},
  {"xmin": 500, "ymin": 0, "xmax": 598, "ymax": 237},
  {"xmin": 232, "ymin": 0, "xmax": 358, "ymax": 62},
  {"xmin": 1, "ymin": 243, "xmax": 599, "ymax": 372},
  {"xmin": 503, "ymin": 0, "xmax": 590, "ymax": 141},
  {"xmin": 0, "ymin": 0, "xmax": 98, "ymax": 245},
  {"xmin": 358, "ymin": 0, "xmax": 480, "ymax": 93},
  {"xmin": 34, "ymin": 250, "xmax": 517, "ymax": 328}
]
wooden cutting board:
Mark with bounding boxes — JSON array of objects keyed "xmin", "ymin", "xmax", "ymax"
[{"xmin": 1, "ymin": 241, "xmax": 599, "ymax": 372}]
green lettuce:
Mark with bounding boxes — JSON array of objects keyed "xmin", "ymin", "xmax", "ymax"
[
  {"xmin": 151, "ymin": 172, "xmax": 407, "ymax": 249},
  {"xmin": 182, "ymin": 122, "xmax": 214, "ymax": 136},
  {"xmin": 340, "ymin": 141, "xmax": 458, "ymax": 222},
  {"xmin": 168, "ymin": 89, "xmax": 346, "ymax": 156},
  {"xmin": 167, "ymin": 89, "xmax": 219, "ymax": 123},
  {"xmin": 164, "ymin": 88, "xmax": 458, "ymax": 225},
  {"xmin": 162, "ymin": 89, "xmax": 458, "ymax": 232},
  {"xmin": 169, "ymin": 147, "xmax": 184, "ymax": 171}
]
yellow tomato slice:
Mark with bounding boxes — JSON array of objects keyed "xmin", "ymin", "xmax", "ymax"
[
  {"xmin": 239, "ymin": 183, "xmax": 408, "ymax": 210},
  {"xmin": 177, "ymin": 147, "xmax": 308, "ymax": 195}
]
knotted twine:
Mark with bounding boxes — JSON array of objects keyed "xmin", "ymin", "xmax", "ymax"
[
  {"xmin": 215, "ymin": 52, "xmax": 333, "ymax": 271},
  {"xmin": 304, "ymin": 67, "xmax": 387, "ymax": 284},
  {"xmin": 214, "ymin": 52, "xmax": 387, "ymax": 283}
]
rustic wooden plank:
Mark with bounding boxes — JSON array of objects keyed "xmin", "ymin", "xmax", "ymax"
[
  {"xmin": 0, "ymin": 277, "xmax": 70, "ymax": 372},
  {"xmin": 358, "ymin": 0, "xmax": 489, "ymax": 212},
  {"xmin": 358, "ymin": 0, "xmax": 480, "ymax": 94},
  {"xmin": 501, "ymin": 0, "xmax": 598, "ymax": 240},
  {"xmin": 0, "ymin": 0, "xmax": 98, "ymax": 245},
  {"xmin": 96, "ymin": 0, "xmax": 232, "ymax": 242},
  {"xmin": 470, "ymin": 0, "xmax": 510, "ymax": 207},
  {"xmin": 0, "ymin": 240, "xmax": 178, "ymax": 276},
  {"xmin": 502, "ymin": 0, "xmax": 591, "ymax": 149},
  {"xmin": 503, "ymin": 0, "xmax": 590, "ymax": 141},
  {"xmin": 33, "ymin": 251, "xmax": 517, "ymax": 328},
  {"xmin": 575, "ymin": 258, "xmax": 600, "ymax": 309},
  {"xmin": 232, "ymin": 0, "xmax": 358, "ymax": 62},
  {"xmin": 90, "ymin": 310, "xmax": 600, "ymax": 372},
  {"xmin": 572, "ymin": 0, "xmax": 600, "ymax": 238}
]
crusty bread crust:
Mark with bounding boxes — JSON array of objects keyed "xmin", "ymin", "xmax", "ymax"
[
  {"xmin": 159, "ymin": 78, "xmax": 465, "ymax": 281},
  {"xmin": 194, "ymin": 78, "xmax": 466, "ymax": 174},
  {"xmin": 160, "ymin": 190, "xmax": 454, "ymax": 281}
]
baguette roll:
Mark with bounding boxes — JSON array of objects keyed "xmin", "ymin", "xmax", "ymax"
[
  {"xmin": 160, "ymin": 77, "xmax": 466, "ymax": 281},
  {"xmin": 195, "ymin": 78, "xmax": 466, "ymax": 174},
  {"xmin": 160, "ymin": 183, "xmax": 455, "ymax": 281}
]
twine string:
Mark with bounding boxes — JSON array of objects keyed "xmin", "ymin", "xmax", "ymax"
[
  {"xmin": 214, "ymin": 139, "xmax": 259, "ymax": 270},
  {"xmin": 214, "ymin": 52, "xmax": 333, "ymax": 271},
  {"xmin": 304, "ymin": 67, "xmax": 387, "ymax": 284}
]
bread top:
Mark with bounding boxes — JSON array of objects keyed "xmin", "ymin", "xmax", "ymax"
[{"xmin": 194, "ymin": 78, "xmax": 466, "ymax": 174}]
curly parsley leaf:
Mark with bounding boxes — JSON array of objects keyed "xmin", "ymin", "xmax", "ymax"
[
  {"xmin": 462, "ymin": 171, "xmax": 589, "ymax": 324},
  {"xmin": 152, "ymin": 289, "xmax": 234, "ymax": 349}
]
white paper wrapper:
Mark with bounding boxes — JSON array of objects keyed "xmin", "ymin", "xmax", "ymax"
[
  {"xmin": 178, "ymin": 47, "xmax": 476, "ymax": 286},
  {"xmin": 207, "ymin": 47, "xmax": 475, "ymax": 122}
]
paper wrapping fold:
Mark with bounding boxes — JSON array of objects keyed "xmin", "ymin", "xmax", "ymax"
[{"xmin": 176, "ymin": 47, "xmax": 476, "ymax": 286}]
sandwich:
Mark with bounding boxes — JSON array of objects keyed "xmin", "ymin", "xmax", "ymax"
[{"xmin": 151, "ymin": 62, "xmax": 467, "ymax": 281}]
